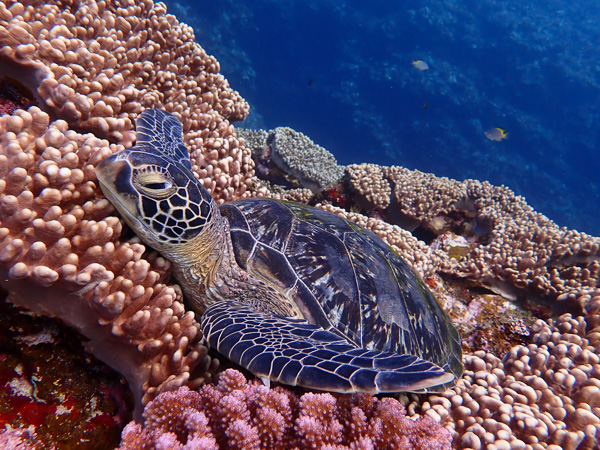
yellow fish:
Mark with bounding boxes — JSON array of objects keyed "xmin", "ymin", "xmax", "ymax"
[
  {"xmin": 484, "ymin": 127, "xmax": 508, "ymax": 141},
  {"xmin": 412, "ymin": 60, "xmax": 429, "ymax": 71}
]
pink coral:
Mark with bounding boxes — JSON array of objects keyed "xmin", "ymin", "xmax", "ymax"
[
  {"xmin": 343, "ymin": 163, "xmax": 600, "ymax": 309},
  {"xmin": 118, "ymin": 369, "xmax": 452, "ymax": 449},
  {"xmin": 0, "ymin": 0, "xmax": 256, "ymax": 420},
  {"xmin": 252, "ymin": 139, "xmax": 600, "ymax": 448},
  {"xmin": 4, "ymin": 0, "xmax": 600, "ymax": 448}
]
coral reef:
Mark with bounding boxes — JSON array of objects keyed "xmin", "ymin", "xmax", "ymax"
[
  {"xmin": 310, "ymin": 164, "xmax": 600, "ymax": 448},
  {"xmin": 238, "ymin": 126, "xmax": 344, "ymax": 193},
  {"xmin": 118, "ymin": 368, "xmax": 452, "ymax": 450},
  {"xmin": 421, "ymin": 313, "xmax": 600, "ymax": 449},
  {"xmin": 259, "ymin": 159, "xmax": 600, "ymax": 449},
  {"xmin": 0, "ymin": 0, "xmax": 255, "ymax": 420},
  {"xmin": 0, "ymin": 105, "xmax": 211, "ymax": 421},
  {"xmin": 1, "ymin": 0, "xmax": 600, "ymax": 448},
  {"xmin": 0, "ymin": 291, "xmax": 130, "ymax": 449},
  {"xmin": 0, "ymin": 0, "xmax": 253, "ymax": 202},
  {"xmin": 344, "ymin": 163, "xmax": 600, "ymax": 312}
]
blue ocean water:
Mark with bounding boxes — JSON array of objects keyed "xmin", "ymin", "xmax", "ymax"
[{"xmin": 165, "ymin": 0, "xmax": 600, "ymax": 236}]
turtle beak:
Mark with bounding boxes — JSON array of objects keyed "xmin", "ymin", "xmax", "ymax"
[
  {"xmin": 95, "ymin": 153, "xmax": 139, "ymax": 218},
  {"xmin": 96, "ymin": 153, "xmax": 121, "ymax": 188},
  {"xmin": 96, "ymin": 153, "xmax": 120, "ymax": 191}
]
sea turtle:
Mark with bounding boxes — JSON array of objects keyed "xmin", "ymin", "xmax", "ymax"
[{"xmin": 95, "ymin": 109, "xmax": 463, "ymax": 394}]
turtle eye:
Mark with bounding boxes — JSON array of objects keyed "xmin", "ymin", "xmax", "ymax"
[
  {"xmin": 134, "ymin": 169, "xmax": 175, "ymax": 199},
  {"xmin": 144, "ymin": 180, "xmax": 172, "ymax": 191}
]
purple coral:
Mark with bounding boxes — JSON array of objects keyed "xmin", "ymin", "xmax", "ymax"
[{"xmin": 118, "ymin": 369, "xmax": 452, "ymax": 449}]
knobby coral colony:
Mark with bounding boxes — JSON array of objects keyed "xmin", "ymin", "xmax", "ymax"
[
  {"xmin": 0, "ymin": 0, "xmax": 251, "ymax": 425},
  {"xmin": 0, "ymin": 0, "xmax": 599, "ymax": 449},
  {"xmin": 118, "ymin": 368, "xmax": 453, "ymax": 450}
]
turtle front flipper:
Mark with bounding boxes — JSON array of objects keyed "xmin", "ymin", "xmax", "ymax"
[{"xmin": 201, "ymin": 300, "xmax": 456, "ymax": 393}]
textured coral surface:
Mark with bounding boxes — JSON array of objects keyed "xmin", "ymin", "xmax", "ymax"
[
  {"xmin": 0, "ymin": 290, "xmax": 130, "ymax": 449},
  {"xmin": 1, "ymin": 0, "xmax": 600, "ymax": 449},
  {"xmin": 315, "ymin": 167, "xmax": 600, "ymax": 449},
  {"xmin": 118, "ymin": 368, "xmax": 452, "ymax": 450},
  {"xmin": 0, "ymin": 0, "xmax": 255, "ymax": 421}
]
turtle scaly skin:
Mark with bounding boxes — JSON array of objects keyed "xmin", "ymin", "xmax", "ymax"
[{"xmin": 96, "ymin": 109, "xmax": 463, "ymax": 394}]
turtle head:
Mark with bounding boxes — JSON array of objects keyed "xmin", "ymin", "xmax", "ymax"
[
  {"xmin": 95, "ymin": 109, "xmax": 219, "ymax": 257},
  {"xmin": 96, "ymin": 148, "xmax": 218, "ymax": 253}
]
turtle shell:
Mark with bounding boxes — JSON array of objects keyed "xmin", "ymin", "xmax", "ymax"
[{"xmin": 220, "ymin": 198, "xmax": 463, "ymax": 381}]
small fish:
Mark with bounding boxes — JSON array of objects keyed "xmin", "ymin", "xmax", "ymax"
[
  {"xmin": 484, "ymin": 127, "xmax": 508, "ymax": 141},
  {"xmin": 412, "ymin": 60, "xmax": 429, "ymax": 71}
]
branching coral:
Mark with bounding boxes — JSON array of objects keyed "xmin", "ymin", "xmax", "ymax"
[{"xmin": 118, "ymin": 369, "xmax": 453, "ymax": 450}]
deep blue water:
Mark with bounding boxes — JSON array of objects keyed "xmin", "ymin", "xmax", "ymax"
[{"xmin": 165, "ymin": 0, "xmax": 600, "ymax": 236}]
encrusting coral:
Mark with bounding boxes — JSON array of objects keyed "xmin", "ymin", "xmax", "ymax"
[
  {"xmin": 0, "ymin": 295, "xmax": 130, "ymax": 448},
  {"xmin": 118, "ymin": 368, "xmax": 453, "ymax": 450}
]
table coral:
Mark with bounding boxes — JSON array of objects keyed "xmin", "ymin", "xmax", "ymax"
[
  {"xmin": 118, "ymin": 368, "xmax": 453, "ymax": 450},
  {"xmin": 337, "ymin": 163, "xmax": 600, "ymax": 448},
  {"xmin": 238, "ymin": 126, "xmax": 344, "ymax": 193},
  {"xmin": 344, "ymin": 163, "xmax": 600, "ymax": 312}
]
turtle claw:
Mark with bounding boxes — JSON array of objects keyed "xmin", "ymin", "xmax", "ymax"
[{"xmin": 201, "ymin": 300, "xmax": 455, "ymax": 393}]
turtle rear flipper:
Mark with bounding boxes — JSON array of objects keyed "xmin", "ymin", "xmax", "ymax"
[{"xmin": 201, "ymin": 301, "xmax": 455, "ymax": 393}]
